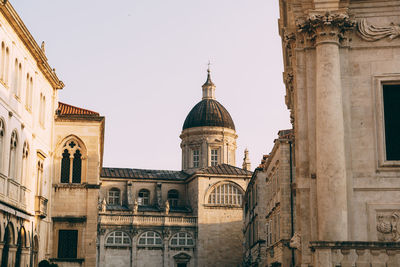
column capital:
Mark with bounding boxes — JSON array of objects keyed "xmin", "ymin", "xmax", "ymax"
[{"xmin": 297, "ymin": 11, "xmax": 355, "ymax": 45}]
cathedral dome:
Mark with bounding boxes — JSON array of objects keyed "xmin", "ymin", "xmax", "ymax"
[{"xmin": 182, "ymin": 99, "xmax": 235, "ymax": 130}]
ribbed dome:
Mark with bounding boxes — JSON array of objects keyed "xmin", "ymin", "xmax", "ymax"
[{"xmin": 182, "ymin": 99, "xmax": 235, "ymax": 130}]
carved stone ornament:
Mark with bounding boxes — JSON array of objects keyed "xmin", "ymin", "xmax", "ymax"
[
  {"xmin": 297, "ymin": 12, "xmax": 355, "ymax": 42},
  {"xmin": 289, "ymin": 231, "xmax": 301, "ymax": 250},
  {"xmin": 283, "ymin": 30, "xmax": 296, "ymax": 49},
  {"xmin": 376, "ymin": 211, "xmax": 400, "ymax": 241},
  {"xmin": 357, "ymin": 19, "xmax": 400, "ymax": 41}
]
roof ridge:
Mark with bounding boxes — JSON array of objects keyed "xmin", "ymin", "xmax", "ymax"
[{"xmin": 58, "ymin": 102, "xmax": 99, "ymax": 116}]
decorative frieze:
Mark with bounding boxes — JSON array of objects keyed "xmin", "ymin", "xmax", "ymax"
[
  {"xmin": 357, "ymin": 19, "xmax": 400, "ymax": 41},
  {"xmin": 376, "ymin": 212, "xmax": 400, "ymax": 241}
]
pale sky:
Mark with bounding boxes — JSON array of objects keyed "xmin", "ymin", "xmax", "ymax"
[{"xmin": 12, "ymin": 0, "xmax": 291, "ymax": 170}]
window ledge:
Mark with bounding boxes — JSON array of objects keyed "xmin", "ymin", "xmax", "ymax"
[
  {"xmin": 104, "ymin": 245, "xmax": 131, "ymax": 249},
  {"xmin": 49, "ymin": 258, "xmax": 84, "ymax": 263}
]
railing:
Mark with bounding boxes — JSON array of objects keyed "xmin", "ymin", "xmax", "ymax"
[
  {"xmin": 310, "ymin": 241, "xmax": 400, "ymax": 266},
  {"xmin": 35, "ymin": 195, "xmax": 48, "ymax": 218},
  {"xmin": 99, "ymin": 214, "xmax": 197, "ymax": 227}
]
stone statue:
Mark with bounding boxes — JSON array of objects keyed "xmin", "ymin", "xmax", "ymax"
[
  {"xmin": 289, "ymin": 232, "xmax": 301, "ymax": 250},
  {"xmin": 165, "ymin": 200, "xmax": 170, "ymax": 215},
  {"xmin": 101, "ymin": 198, "xmax": 107, "ymax": 213},
  {"xmin": 133, "ymin": 199, "xmax": 138, "ymax": 214}
]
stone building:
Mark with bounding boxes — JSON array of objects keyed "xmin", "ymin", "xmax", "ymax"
[
  {"xmin": 243, "ymin": 130, "xmax": 294, "ymax": 267},
  {"xmin": 0, "ymin": 1, "xmax": 252, "ymax": 267},
  {"xmin": 97, "ymin": 69, "xmax": 252, "ymax": 267},
  {"xmin": 0, "ymin": 1, "xmax": 64, "ymax": 267},
  {"xmin": 279, "ymin": 0, "xmax": 400, "ymax": 265}
]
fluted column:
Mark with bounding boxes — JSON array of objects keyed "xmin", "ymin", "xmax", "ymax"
[{"xmin": 299, "ymin": 12, "xmax": 354, "ymax": 241}]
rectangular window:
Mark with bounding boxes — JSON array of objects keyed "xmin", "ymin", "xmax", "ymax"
[
  {"xmin": 58, "ymin": 230, "xmax": 78, "ymax": 258},
  {"xmin": 383, "ymin": 84, "xmax": 400, "ymax": 160},
  {"xmin": 211, "ymin": 149, "xmax": 218, "ymax": 166},
  {"xmin": 192, "ymin": 149, "xmax": 199, "ymax": 168}
]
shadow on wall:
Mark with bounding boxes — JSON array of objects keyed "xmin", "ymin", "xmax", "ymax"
[{"xmin": 197, "ymin": 220, "xmax": 244, "ymax": 266}]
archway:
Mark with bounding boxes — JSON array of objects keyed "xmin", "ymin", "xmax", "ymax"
[
  {"xmin": 1, "ymin": 223, "xmax": 15, "ymax": 267},
  {"xmin": 32, "ymin": 235, "xmax": 39, "ymax": 267},
  {"xmin": 15, "ymin": 226, "xmax": 26, "ymax": 267}
]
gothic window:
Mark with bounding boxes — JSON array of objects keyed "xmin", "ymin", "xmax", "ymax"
[
  {"xmin": 138, "ymin": 231, "xmax": 162, "ymax": 246},
  {"xmin": 211, "ymin": 149, "xmax": 218, "ymax": 166},
  {"xmin": 170, "ymin": 232, "xmax": 194, "ymax": 247},
  {"xmin": 106, "ymin": 231, "xmax": 130, "ymax": 246},
  {"xmin": 167, "ymin": 189, "xmax": 179, "ymax": 207},
  {"xmin": 21, "ymin": 141, "xmax": 29, "ymax": 185},
  {"xmin": 57, "ymin": 230, "xmax": 78, "ymax": 258},
  {"xmin": 383, "ymin": 84, "xmax": 400, "ymax": 160},
  {"xmin": 59, "ymin": 139, "xmax": 84, "ymax": 184},
  {"xmin": 72, "ymin": 150, "xmax": 82, "ymax": 183},
  {"xmin": 0, "ymin": 119, "xmax": 4, "ymax": 173},
  {"xmin": 207, "ymin": 182, "xmax": 243, "ymax": 206},
  {"xmin": 36, "ymin": 160, "xmax": 44, "ymax": 196},
  {"xmin": 138, "ymin": 189, "xmax": 150, "ymax": 206},
  {"xmin": 192, "ymin": 149, "xmax": 199, "ymax": 168},
  {"xmin": 8, "ymin": 131, "xmax": 18, "ymax": 179},
  {"xmin": 108, "ymin": 188, "xmax": 121, "ymax": 205}
]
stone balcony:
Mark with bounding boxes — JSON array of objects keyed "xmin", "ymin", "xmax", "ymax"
[
  {"xmin": 99, "ymin": 214, "xmax": 197, "ymax": 227},
  {"xmin": 35, "ymin": 195, "xmax": 48, "ymax": 218},
  {"xmin": 310, "ymin": 241, "xmax": 400, "ymax": 266}
]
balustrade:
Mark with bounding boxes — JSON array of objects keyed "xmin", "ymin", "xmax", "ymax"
[
  {"xmin": 310, "ymin": 241, "xmax": 400, "ymax": 267},
  {"xmin": 99, "ymin": 214, "xmax": 197, "ymax": 227}
]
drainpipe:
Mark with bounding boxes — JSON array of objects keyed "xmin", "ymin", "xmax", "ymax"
[{"xmin": 289, "ymin": 140, "xmax": 295, "ymax": 267}]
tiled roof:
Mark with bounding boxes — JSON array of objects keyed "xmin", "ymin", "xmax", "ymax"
[
  {"xmin": 195, "ymin": 164, "xmax": 252, "ymax": 176},
  {"xmin": 57, "ymin": 102, "xmax": 99, "ymax": 116},
  {"xmin": 101, "ymin": 164, "xmax": 252, "ymax": 181},
  {"xmin": 101, "ymin": 168, "xmax": 189, "ymax": 180}
]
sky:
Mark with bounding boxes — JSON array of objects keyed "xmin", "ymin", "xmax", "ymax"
[{"xmin": 12, "ymin": 0, "xmax": 290, "ymax": 170}]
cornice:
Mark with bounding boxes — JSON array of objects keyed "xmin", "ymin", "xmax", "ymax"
[{"xmin": 0, "ymin": 1, "xmax": 64, "ymax": 89}]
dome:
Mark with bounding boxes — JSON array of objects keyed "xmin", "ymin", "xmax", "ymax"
[{"xmin": 182, "ymin": 99, "xmax": 235, "ymax": 130}]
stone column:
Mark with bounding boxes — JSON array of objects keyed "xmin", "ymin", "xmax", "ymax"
[{"xmin": 299, "ymin": 12, "xmax": 354, "ymax": 241}]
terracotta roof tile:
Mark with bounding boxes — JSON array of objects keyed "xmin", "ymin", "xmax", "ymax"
[{"xmin": 58, "ymin": 102, "xmax": 99, "ymax": 116}]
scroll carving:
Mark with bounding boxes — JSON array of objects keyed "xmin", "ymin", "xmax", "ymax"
[{"xmin": 357, "ymin": 19, "xmax": 400, "ymax": 41}]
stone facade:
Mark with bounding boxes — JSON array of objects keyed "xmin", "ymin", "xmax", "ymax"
[
  {"xmin": 279, "ymin": 0, "xmax": 400, "ymax": 265},
  {"xmin": 243, "ymin": 130, "xmax": 294, "ymax": 267}
]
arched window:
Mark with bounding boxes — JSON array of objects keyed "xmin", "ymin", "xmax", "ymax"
[
  {"xmin": 0, "ymin": 119, "xmax": 4, "ymax": 173},
  {"xmin": 138, "ymin": 189, "xmax": 150, "ymax": 206},
  {"xmin": 138, "ymin": 231, "xmax": 162, "ymax": 246},
  {"xmin": 4, "ymin": 47, "xmax": 9, "ymax": 84},
  {"xmin": 170, "ymin": 232, "xmax": 194, "ymax": 247},
  {"xmin": 25, "ymin": 74, "xmax": 32, "ymax": 109},
  {"xmin": 8, "ymin": 131, "xmax": 18, "ymax": 179},
  {"xmin": 13, "ymin": 59, "xmax": 18, "ymax": 94},
  {"xmin": 39, "ymin": 94, "xmax": 46, "ymax": 127},
  {"xmin": 108, "ymin": 188, "xmax": 120, "ymax": 205},
  {"xmin": 21, "ymin": 141, "xmax": 29, "ymax": 185},
  {"xmin": 207, "ymin": 182, "xmax": 243, "ymax": 206},
  {"xmin": 0, "ymin": 42, "xmax": 4, "ymax": 81},
  {"xmin": 59, "ymin": 139, "xmax": 83, "ymax": 184},
  {"xmin": 72, "ymin": 149, "xmax": 81, "ymax": 183},
  {"xmin": 106, "ymin": 231, "xmax": 130, "ymax": 246},
  {"xmin": 168, "ymin": 189, "xmax": 179, "ymax": 207},
  {"xmin": 17, "ymin": 63, "xmax": 22, "ymax": 97}
]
